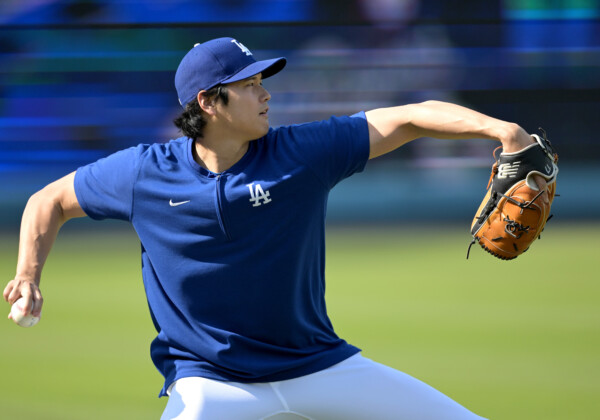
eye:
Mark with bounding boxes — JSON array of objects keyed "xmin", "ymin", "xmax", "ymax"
[{"xmin": 246, "ymin": 79, "xmax": 263, "ymax": 87}]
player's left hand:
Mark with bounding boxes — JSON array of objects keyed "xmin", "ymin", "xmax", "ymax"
[
  {"xmin": 530, "ymin": 174, "xmax": 549, "ymax": 205},
  {"xmin": 501, "ymin": 126, "xmax": 550, "ymax": 205},
  {"xmin": 468, "ymin": 129, "xmax": 558, "ymax": 260}
]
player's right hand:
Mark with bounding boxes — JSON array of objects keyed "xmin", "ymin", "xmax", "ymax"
[{"xmin": 3, "ymin": 278, "xmax": 43, "ymax": 318}]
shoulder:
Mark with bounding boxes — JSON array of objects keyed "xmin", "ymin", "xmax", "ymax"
[
  {"xmin": 145, "ymin": 136, "xmax": 188, "ymax": 156},
  {"xmin": 270, "ymin": 112, "xmax": 367, "ymax": 139},
  {"xmin": 128, "ymin": 137, "xmax": 190, "ymax": 168},
  {"xmin": 78, "ymin": 137, "xmax": 190, "ymax": 181}
]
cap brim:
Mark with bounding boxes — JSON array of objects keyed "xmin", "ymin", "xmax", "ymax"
[{"xmin": 221, "ymin": 57, "xmax": 286, "ymax": 85}]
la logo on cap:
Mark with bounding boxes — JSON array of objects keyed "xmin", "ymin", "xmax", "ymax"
[
  {"xmin": 231, "ymin": 39, "xmax": 252, "ymax": 56},
  {"xmin": 174, "ymin": 37, "xmax": 286, "ymax": 107}
]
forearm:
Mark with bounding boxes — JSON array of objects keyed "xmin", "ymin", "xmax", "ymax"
[
  {"xmin": 4, "ymin": 172, "xmax": 84, "ymax": 311},
  {"xmin": 14, "ymin": 190, "xmax": 67, "ymax": 285},
  {"xmin": 399, "ymin": 100, "xmax": 520, "ymax": 140},
  {"xmin": 366, "ymin": 100, "xmax": 533, "ymax": 159}
]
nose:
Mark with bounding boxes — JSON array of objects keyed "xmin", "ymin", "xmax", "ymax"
[{"xmin": 260, "ymin": 85, "xmax": 271, "ymax": 102}]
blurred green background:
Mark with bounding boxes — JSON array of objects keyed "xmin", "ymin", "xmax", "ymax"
[{"xmin": 1, "ymin": 223, "xmax": 598, "ymax": 419}]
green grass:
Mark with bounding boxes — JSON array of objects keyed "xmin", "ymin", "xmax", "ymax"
[{"xmin": 1, "ymin": 223, "xmax": 598, "ymax": 419}]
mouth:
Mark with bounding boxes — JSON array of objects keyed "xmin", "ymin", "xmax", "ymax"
[{"xmin": 259, "ymin": 108, "xmax": 269, "ymax": 117}]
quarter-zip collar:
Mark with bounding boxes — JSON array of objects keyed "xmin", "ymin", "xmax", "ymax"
[{"xmin": 185, "ymin": 137, "xmax": 258, "ymax": 177}]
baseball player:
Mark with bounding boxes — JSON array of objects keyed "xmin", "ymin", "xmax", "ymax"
[{"xmin": 4, "ymin": 37, "xmax": 548, "ymax": 419}]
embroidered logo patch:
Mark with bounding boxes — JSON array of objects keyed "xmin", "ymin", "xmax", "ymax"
[
  {"xmin": 247, "ymin": 183, "xmax": 272, "ymax": 207},
  {"xmin": 497, "ymin": 161, "xmax": 520, "ymax": 179}
]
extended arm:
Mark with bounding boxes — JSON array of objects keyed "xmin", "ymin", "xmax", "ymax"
[
  {"xmin": 3, "ymin": 171, "xmax": 86, "ymax": 318},
  {"xmin": 366, "ymin": 100, "xmax": 534, "ymax": 158},
  {"xmin": 365, "ymin": 100, "xmax": 548, "ymax": 202}
]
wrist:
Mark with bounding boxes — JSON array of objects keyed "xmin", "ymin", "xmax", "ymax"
[
  {"xmin": 13, "ymin": 272, "xmax": 41, "ymax": 286},
  {"xmin": 498, "ymin": 123, "xmax": 534, "ymax": 153}
]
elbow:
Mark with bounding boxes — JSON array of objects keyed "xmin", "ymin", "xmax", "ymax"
[
  {"xmin": 26, "ymin": 189, "xmax": 50, "ymax": 209},
  {"xmin": 419, "ymin": 99, "xmax": 438, "ymax": 106},
  {"xmin": 26, "ymin": 186, "xmax": 67, "ymax": 224},
  {"xmin": 418, "ymin": 99, "xmax": 444, "ymax": 108}
]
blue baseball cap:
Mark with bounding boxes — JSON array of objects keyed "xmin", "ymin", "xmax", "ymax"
[{"xmin": 175, "ymin": 37, "xmax": 287, "ymax": 107}]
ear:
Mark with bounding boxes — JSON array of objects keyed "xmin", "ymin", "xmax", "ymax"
[{"xmin": 197, "ymin": 91, "xmax": 217, "ymax": 116}]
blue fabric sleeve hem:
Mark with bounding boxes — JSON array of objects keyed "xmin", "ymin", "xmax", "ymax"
[
  {"xmin": 73, "ymin": 169, "xmax": 101, "ymax": 220},
  {"xmin": 350, "ymin": 111, "xmax": 371, "ymax": 173}
]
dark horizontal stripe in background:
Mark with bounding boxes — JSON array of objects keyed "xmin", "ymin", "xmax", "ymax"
[{"xmin": 0, "ymin": 0, "xmax": 598, "ymax": 224}]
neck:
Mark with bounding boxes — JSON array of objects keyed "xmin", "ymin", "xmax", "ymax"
[{"xmin": 192, "ymin": 134, "xmax": 250, "ymax": 174}]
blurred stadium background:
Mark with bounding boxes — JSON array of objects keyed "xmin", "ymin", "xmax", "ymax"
[
  {"xmin": 1, "ymin": 1, "xmax": 599, "ymax": 419},
  {"xmin": 1, "ymin": 0, "xmax": 599, "ymax": 224}
]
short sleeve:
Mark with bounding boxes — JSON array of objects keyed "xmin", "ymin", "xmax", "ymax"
[
  {"xmin": 276, "ymin": 112, "xmax": 370, "ymax": 189},
  {"xmin": 74, "ymin": 144, "xmax": 147, "ymax": 221}
]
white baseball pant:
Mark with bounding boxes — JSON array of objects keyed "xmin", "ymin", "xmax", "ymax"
[{"xmin": 160, "ymin": 353, "xmax": 487, "ymax": 420}]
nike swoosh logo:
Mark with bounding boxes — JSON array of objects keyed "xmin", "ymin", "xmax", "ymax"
[{"xmin": 169, "ymin": 199, "xmax": 190, "ymax": 207}]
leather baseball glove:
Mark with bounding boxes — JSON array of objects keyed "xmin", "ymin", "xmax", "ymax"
[{"xmin": 468, "ymin": 129, "xmax": 559, "ymax": 260}]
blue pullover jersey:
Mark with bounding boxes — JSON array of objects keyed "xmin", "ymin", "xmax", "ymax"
[{"xmin": 74, "ymin": 113, "xmax": 370, "ymax": 396}]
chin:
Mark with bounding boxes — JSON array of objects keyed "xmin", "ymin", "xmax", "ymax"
[{"xmin": 253, "ymin": 124, "xmax": 270, "ymax": 139}]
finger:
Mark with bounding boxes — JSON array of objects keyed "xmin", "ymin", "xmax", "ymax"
[
  {"xmin": 32, "ymin": 288, "xmax": 44, "ymax": 317},
  {"xmin": 7, "ymin": 284, "xmax": 23, "ymax": 305},
  {"xmin": 19, "ymin": 287, "xmax": 34, "ymax": 315},
  {"xmin": 5, "ymin": 279, "xmax": 33, "ymax": 306},
  {"xmin": 6, "ymin": 280, "xmax": 32, "ymax": 310},
  {"xmin": 3, "ymin": 280, "xmax": 16, "ymax": 302},
  {"xmin": 533, "ymin": 175, "xmax": 549, "ymax": 205}
]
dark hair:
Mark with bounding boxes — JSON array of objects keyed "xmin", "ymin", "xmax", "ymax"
[{"xmin": 173, "ymin": 85, "xmax": 229, "ymax": 139}]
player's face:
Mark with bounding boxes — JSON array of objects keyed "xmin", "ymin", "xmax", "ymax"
[{"xmin": 217, "ymin": 74, "xmax": 271, "ymax": 141}]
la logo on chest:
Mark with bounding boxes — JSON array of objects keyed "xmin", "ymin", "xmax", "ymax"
[{"xmin": 247, "ymin": 183, "xmax": 272, "ymax": 207}]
